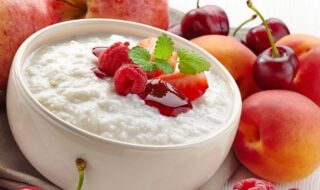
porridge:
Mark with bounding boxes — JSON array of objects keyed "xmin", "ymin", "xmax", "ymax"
[{"xmin": 23, "ymin": 33, "xmax": 234, "ymax": 145}]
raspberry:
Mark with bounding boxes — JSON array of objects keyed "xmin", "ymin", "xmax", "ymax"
[
  {"xmin": 233, "ymin": 178, "xmax": 275, "ymax": 190},
  {"xmin": 113, "ymin": 64, "xmax": 148, "ymax": 96},
  {"xmin": 98, "ymin": 42, "xmax": 133, "ymax": 76}
]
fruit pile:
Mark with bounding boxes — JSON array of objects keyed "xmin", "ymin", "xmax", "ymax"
[
  {"xmin": 0, "ymin": 0, "xmax": 319, "ymax": 189},
  {"xmin": 168, "ymin": 0, "xmax": 320, "ymax": 187},
  {"xmin": 91, "ymin": 34, "xmax": 210, "ymax": 117}
]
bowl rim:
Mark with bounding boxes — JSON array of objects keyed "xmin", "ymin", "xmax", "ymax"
[{"xmin": 11, "ymin": 18, "xmax": 242, "ymax": 150}]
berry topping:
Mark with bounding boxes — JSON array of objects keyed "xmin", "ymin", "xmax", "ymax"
[
  {"xmin": 99, "ymin": 42, "xmax": 133, "ymax": 76},
  {"xmin": 136, "ymin": 36, "xmax": 179, "ymax": 78},
  {"xmin": 159, "ymin": 72, "xmax": 208, "ymax": 101},
  {"xmin": 91, "ymin": 33, "xmax": 211, "ymax": 117},
  {"xmin": 91, "ymin": 67, "xmax": 108, "ymax": 79},
  {"xmin": 92, "ymin": 46, "xmax": 108, "ymax": 57},
  {"xmin": 233, "ymin": 178, "xmax": 275, "ymax": 190},
  {"xmin": 139, "ymin": 79, "xmax": 192, "ymax": 117},
  {"xmin": 113, "ymin": 64, "xmax": 148, "ymax": 96}
]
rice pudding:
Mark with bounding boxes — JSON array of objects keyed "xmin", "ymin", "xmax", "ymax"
[{"xmin": 23, "ymin": 33, "xmax": 234, "ymax": 145}]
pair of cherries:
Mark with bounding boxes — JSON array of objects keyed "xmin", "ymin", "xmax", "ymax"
[
  {"xmin": 245, "ymin": 0, "xmax": 298, "ymax": 90},
  {"xmin": 170, "ymin": 0, "xmax": 298, "ymax": 90}
]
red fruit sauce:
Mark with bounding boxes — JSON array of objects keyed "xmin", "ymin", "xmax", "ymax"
[
  {"xmin": 139, "ymin": 79, "xmax": 192, "ymax": 117},
  {"xmin": 92, "ymin": 46, "xmax": 108, "ymax": 57},
  {"xmin": 91, "ymin": 67, "xmax": 108, "ymax": 79}
]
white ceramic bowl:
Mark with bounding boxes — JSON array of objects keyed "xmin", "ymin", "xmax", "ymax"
[{"xmin": 7, "ymin": 19, "xmax": 241, "ymax": 190}]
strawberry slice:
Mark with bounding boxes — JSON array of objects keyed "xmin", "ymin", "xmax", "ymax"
[{"xmin": 159, "ymin": 72, "xmax": 208, "ymax": 101}]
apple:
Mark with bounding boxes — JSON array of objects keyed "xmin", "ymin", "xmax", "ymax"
[
  {"xmin": 191, "ymin": 35, "xmax": 260, "ymax": 100},
  {"xmin": 0, "ymin": 0, "xmax": 58, "ymax": 104},
  {"xmin": 276, "ymin": 34, "xmax": 320, "ymax": 106},
  {"xmin": 233, "ymin": 90, "xmax": 320, "ymax": 183},
  {"xmin": 52, "ymin": 0, "xmax": 169, "ymax": 30}
]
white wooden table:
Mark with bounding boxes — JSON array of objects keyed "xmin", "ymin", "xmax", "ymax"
[{"xmin": 169, "ymin": 0, "xmax": 320, "ymax": 189}]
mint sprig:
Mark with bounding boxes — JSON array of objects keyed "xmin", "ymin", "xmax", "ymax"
[
  {"xmin": 128, "ymin": 46, "xmax": 156, "ymax": 72},
  {"xmin": 178, "ymin": 48, "xmax": 210, "ymax": 74},
  {"xmin": 129, "ymin": 33, "xmax": 210, "ymax": 75},
  {"xmin": 154, "ymin": 59, "xmax": 174, "ymax": 74},
  {"xmin": 154, "ymin": 34, "xmax": 174, "ymax": 60}
]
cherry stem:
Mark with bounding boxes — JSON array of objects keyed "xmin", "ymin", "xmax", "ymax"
[
  {"xmin": 197, "ymin": 0, "xmax": 200, "ymax": 8},
  {"xmin": 233, "ymin": 15, "xmax": 257, "ymax": 37},
  {"xmin": 247, "ymin": 0, "xmax": 280, "ymax": 57},
  {"xmin": 76, "ymin": 158, "xmax": 86, "ymax": 190}
]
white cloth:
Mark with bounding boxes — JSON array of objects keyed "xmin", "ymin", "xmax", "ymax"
[{"xmin": 0, "ymin": 111, "xmax": 60, "ymax": 190}]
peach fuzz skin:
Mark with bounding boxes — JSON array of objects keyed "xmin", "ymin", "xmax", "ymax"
[
  {"xmin": 276, "ymin": 34, "xmax": 320, "ymax": 59},
  {"xmin": 233, "ymin": 90, "xmax": 320, "ymax": 183},
  {"xmin": 191, "ymin": 35, "xmax": 260, "ymax": 100},
  {"xmin": 276, "ymin": 34, "xmax": 320, "ymax": 106}
]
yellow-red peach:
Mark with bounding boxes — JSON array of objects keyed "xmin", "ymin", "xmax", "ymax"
[
  {"xmin": 276, "ymin": 34, "xmax": 320, "ymax": 59},
  {"xmin": 233, "ymin": 90, "xmax": 320, "ymax": 183},
  {"xmin": 276, "ymin": 34, "xmax": 320, "ymax": 106},
  {"xmin": 191, "ymin": 35, "xmax": 260, "ymax": 100}
]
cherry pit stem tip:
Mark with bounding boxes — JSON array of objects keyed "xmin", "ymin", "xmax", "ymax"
[
  {"xmin": 233, "ymin": 14, "xmax": 257, "ymax": 37},
  {"xmin": 197, "ymin": 0, "xmax": 201, "ymax": 8},
  {"xmin": 247, "ymin": 0, "xmax": 280, "ymax": 57},
  {"xmin": 76, "ymin": 158, "xmax": 87, "ymax": 190}
]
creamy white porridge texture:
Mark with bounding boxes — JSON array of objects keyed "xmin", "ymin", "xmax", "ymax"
[{"xmin": 24, "ymin": 33, "xmax": 233, "ymax": 145}]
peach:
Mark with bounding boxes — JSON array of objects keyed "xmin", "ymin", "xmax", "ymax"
[
  {"xmin": 276, "ymin": 34, "xmax": 320, "ymax": 106},
  {"xmin": 52, "ymin": 0, "xmax": 169, "ymax": 30},
  {"xmin": 233, "ymin": 90, "xmax": 320, "ymax": 183},
  {"xmin": 276, "ymin": 34, "xmax": 320, "ymax": 59},
  {"xmin": 291, "ymin": 46, "xmax": 320, "ymax": 106},
  {"xmin": 191, "ymin": 35, "xmax": 260, "ymax": 100}
]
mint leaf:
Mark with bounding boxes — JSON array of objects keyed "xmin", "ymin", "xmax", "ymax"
[
  {"xmin": 129, "ymin": 46, "xmax": 156, "ymax": 72},
  {"xmin": 154, "ymin": 33, "xmax": 174, "ymax": 60},
  {"xmin": 177, "ymin": 48, "xmax": 210, "ymax": 74},
  {"xmin": 154, "ymin": 59, "xmax": 174, "ymax": 74}
]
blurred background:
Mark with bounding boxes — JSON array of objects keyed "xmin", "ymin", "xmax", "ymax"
[{"xmin": 169, "ymin": 0, "xmax": 320, "ymax": 36}]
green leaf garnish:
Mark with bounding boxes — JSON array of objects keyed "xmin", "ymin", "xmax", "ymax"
[
  {"xmin": 177, "ymin": 48, "xmax": 210, "ymax": 74},
  {"xmin": 129, "ymin": 33, "xmax": 210, "ymax": 75},
  {"xmin": 129, "ymin": 46, "xmax": 156, "ymax": 72},
  {"xmin": 154, "ymin": 33, "xmax": 174, "ymax": 60},
  {"xmin": 154, "ymin": 59, "xmax": 174, "ymax": 74}
]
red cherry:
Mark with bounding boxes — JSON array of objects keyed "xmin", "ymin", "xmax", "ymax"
[
  {"xmin": 246, "ymin": 18, "xmax": 290, "ymax": 55},
  {"xmin": 180, "ymin": 0, "xmax": 229, "ymax": 39},
  {"xmin": 253, "ymin": 45, "xmax": 298, "ymax": 89},
  {"xmin": 247, "ymin": 0, "xmax": 298, "ymax": 90}
]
